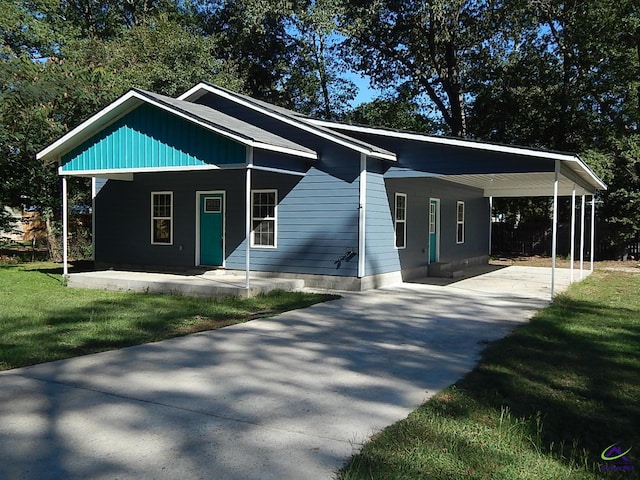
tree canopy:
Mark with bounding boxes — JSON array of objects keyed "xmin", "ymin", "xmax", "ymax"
[{"xmin": 1, "ymin": 0, "xmax": 638, "ymax": 258}]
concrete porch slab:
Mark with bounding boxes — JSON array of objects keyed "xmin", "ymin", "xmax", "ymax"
[{"xmin": 66, "ymin": 270, "xmax": 305, "ymax": 299}]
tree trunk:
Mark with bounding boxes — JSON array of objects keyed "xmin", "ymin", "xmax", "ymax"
[{"xmin": 44, "ymin": 213, "xmax": 61, "ymax": 262}]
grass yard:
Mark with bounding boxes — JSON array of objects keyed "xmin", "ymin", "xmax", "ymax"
[
  {"xmin": 0, "ymin": 262, "xmax": 338, "ymax": 371},
  {"xmin": 339, "ymin": 269, "xmax": 640, "ymax": 479}
]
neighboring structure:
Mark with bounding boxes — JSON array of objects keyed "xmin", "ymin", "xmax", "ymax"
[{"xmin": 37, "ymin": 82, "xmax": 606, "ymax": 292}]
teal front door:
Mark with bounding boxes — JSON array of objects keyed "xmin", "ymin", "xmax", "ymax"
[
  {"xmin": 199, "ymin": 193, "xmax": 224, "ymax": 266},
  {"xmin": 429, "ymin": 199, "xmax": 438, "ymax": 263}
]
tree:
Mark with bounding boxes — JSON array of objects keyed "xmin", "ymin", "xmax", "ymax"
[
  {"xmin": 1, "ymin": 0, "xmax": 242, "ymax": 256},
  {"xmin": 469, "ymin": 0, "xmax": 640, "ymax": 258},
  {"xmin": 582, "ymin": 137, "xmax": 640, "ymax": 258},
  {"xmin": 198, "ymin": 0, "xmax": 356, "ymax": 118},
  {"xmin": 283, "ymin": 0, "xmax": 356, "ymax": 119},
  {"xmin": 340, "ymin": 0, "xmax": 509, "ymax": 137},
  {"xmin": 343, "ymin": 93, "xmax": 439, "ymax": 132}
]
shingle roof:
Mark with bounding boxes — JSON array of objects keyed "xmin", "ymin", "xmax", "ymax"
[
  {"xmin": 134, "ymin": 89, "xmax": 317, "ymax": 159},
  {"xmin": 179, "ymin": 82, "xmax": 397, "ymax": 161}
]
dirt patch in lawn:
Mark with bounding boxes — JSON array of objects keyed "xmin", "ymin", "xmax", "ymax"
[{"xmin": 490, "ymin": 255, "xmax": 640, "ymax": 273}]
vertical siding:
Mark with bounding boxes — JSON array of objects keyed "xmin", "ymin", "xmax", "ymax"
[{"xmin": 61, "ymin": 104, "xmax": 245, "ymax": 172}]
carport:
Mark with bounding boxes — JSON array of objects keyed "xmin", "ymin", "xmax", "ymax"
[{"xmin": 311, "ymin": 121, "xmax": 607, "ymax": 297}]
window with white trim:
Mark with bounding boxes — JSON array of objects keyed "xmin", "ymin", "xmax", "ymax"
[
  {"xmin": 456, "ymin": 201, "xmax": 465, "ymax": 244},
  {"xmin": 251, "ymin": 190, "xmax": 277, "ymax": 247},
  {"xmin": 151, "ymin": 192, "xmax": 173, "ymax": 245},
  {"xmin": 394, "ymin": 193, "xmax": 407, "ymax": 249}
]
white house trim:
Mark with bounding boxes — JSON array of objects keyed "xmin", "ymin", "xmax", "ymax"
[
  {"xmin": 178, "ymin": 83, "xmax": 397, "ymax": 162},
  {"xmin": 358, "ymin": 153, "xmax": 367, "ymax": 277},
  {"xmin": 38, "ymin": 90, "xmax": 317, "ymax": 164},
  {"xmin": 309, "ymin": 120, "xmax": 606, "ymax": 192}
]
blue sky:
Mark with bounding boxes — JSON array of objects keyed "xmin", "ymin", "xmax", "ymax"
[{"xmin": 348, "ymin": 72, "xmax": 385, "ymax": 106}]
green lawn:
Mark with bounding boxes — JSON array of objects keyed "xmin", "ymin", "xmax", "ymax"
[
  {"xmin": 339, "ymin": 270, "xmax": 640, "ymax": 479},
  {"xmin": 0, "ymin": 262, "xmax": 338, "ymax": 370}
]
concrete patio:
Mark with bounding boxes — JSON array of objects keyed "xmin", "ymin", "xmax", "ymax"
[{"xmin": 67, "ymin": 270, "xmax": 305, "ymax": 298}]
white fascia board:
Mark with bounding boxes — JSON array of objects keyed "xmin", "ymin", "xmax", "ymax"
[
  {"xmin": 135, "ymin": 92, "xmax": 317, "ymax": 159},
  {"xmin": 252, "ymin": 142, "xmax": 317, "ymax": 160},
  {"xmin": 131, "ymin": 93, "xmax": 255, "ymax": 147},
  {"xmin": 484, "ymin": 186, "xmax": 593, "ymax": 197},
  {"xmin": 177, "ymin": 83, "xmax": 208, "ymax": 101},
  {"xmin": 571, "ymin": 155, "xmax": 607, "ymax": 190},
  {"xmin": 40, "ymin": 89, "xmax": 316, "ymax": 164},
  {"xmin": 312, "ymin": 120, "xmax": 608, "ymax": 191},
  {"xmin": 58, "ymin": 163, "xmax": 248, "ymax": 177},
  {"xmin": 177, "ymin": 84, "xmax": 396, "ymax": 161},
  {"xmin": 310, "ymin": 120, "xmax": 576, "ymax": 161}
]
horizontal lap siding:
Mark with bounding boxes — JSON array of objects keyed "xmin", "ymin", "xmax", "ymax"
[
  {"xmin": 365, "ymin": 162, "xmax": 400, "ymax": 276},
  {"xmin": 385, "ymin": 177, "xmax": 489, "ymax": 270},
  {"xmin": 226, "ymin": 156, "xmax": 360, "ymax": 276},
  {"xmin": 95, "ymin": 170, "xmax": 247, "ymax": 267}
]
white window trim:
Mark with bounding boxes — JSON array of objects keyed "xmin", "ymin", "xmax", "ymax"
[
  {"xmin": 151, "ymin": 191, "xmax": 173, "ymax": 245},
  {"xmin": 251, "ymin": 189, "xmax": 278, "ymax": 248},
  {"xmin": 456, "ymin": 201, "xmax": 465, "ymax": 244},
  {"xmin": 394, "ymin": 193, "xmax": 407, "ymax": 249}
]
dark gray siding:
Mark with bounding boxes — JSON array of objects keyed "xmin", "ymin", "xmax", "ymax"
[
  {"xmin": 384, "ymin": 177, "xmax": 489, "ymax": 272},
  {"xmin": 335, "ymin": 131, "xmax": 553, "ymax": 175},
  {"xmin": 95, "ymin": 151, "xmax": 361, "ymax": 276},
  {"xmin": 95, "ymin": 170, "xmax": 246, "ymax": 267}
]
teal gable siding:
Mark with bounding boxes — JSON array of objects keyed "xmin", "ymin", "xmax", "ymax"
[{"xmin": 61, "ymin": 103, "xmax": 245, "ymax": 172}]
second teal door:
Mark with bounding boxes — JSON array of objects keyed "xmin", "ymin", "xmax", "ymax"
[
  {"xmin": 199, "ymin": 193, "xmax": 224, "ymax": 266},
  {"xmin": 429, "ymin": 199, "xmax": 438, "ymax": 263}
]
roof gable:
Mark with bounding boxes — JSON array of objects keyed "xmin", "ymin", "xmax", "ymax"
[
  {"xmin": 60, "ymin": 102, "xmax": 247, "ymax": 174},
  {"xmin": 178, "ymin": 82, "xmax": 397, "ymax": 161},
  {"xmin": 37, "ymin": 89, "xmax": 316, "ymax": 165}
]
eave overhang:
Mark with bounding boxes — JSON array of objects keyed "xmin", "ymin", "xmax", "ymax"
[{"xmin": 37, "ymin": 89, "xmax": 318, "ymax": 172}]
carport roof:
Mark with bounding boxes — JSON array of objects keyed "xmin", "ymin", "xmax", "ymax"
[{"xmin": 309, "ymin": 121, "xmax": 607, "ymax": 196}]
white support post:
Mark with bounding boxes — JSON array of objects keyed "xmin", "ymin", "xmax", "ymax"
[
  {"xmin": 91, "ymin": 177, "xmax": 97, "ymax": 261},
  {"xmin": 551, "ymin": 161, "xmax": 559, "ymax": 299},
  {"xmin": 570, "ymin": 186, "xmax": 576, "ymax": 283},
  {"xmin": 590, "ymin": 195, "xmax": 596, "ymax": 271},
  {"xmin": 245, "ymin": 147, "xmax": 253, "ymax": 291},
  {"xmin": 580, "ymin": 194, "xmax": 586, "ymax": 279},
  {"xmin": 62, "ymin": 176, "xmax": 69, "ymax": 277},
  {"xmin": 357, "ymin": 153, "xmax": 367, "ymax": 278},
  {"xmin": 489, "ymin": 196, "xmax": 493, "ymax": 257}
]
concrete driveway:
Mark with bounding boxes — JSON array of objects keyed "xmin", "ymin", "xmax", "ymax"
[{"xmin": 0, "ymin": 266, "xmax": 574, "ymax": 480}]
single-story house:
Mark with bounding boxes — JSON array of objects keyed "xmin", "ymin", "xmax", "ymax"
[{"xmin": 37, "ymin": 82, "xmax": 606, "ymax": 293}]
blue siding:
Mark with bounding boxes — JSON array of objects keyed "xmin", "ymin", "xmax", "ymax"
[
  {"xmin": 61, "ymin": 103, "xmax": 245, "ymax": 172},
  {"xmin": 226, "ymin": 152, "xmax": 361, "ymax": 276},
  {"xmin": 95, "ymin": 153, "xmax": 361, "ymax": 276},
  {"xmin": 365, "ymin": 160, "xmax": 401, "ymax": 276},
  {"xmin": 385, "ymin": 177, "xmax": 489, "ymax": 272}
]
